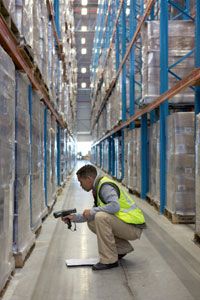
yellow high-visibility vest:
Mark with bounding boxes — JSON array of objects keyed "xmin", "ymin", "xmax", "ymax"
[{"xmin": 97, "ymin": 176, "xmax": 145, "ymax": 224}]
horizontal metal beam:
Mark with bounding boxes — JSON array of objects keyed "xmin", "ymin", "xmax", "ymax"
[{"xmin": 92, "ymin": 67, "xmax": 200, "ymax": 146}]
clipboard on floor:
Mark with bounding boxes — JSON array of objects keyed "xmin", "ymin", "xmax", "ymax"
[{"xmin": 65, "ymin": 258, "xmax": 99, "ymax": 267}]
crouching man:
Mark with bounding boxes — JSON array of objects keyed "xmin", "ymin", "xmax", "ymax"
[{"xmin": 62, "ymin": 164, "xmax": 146, "ymax": 271}]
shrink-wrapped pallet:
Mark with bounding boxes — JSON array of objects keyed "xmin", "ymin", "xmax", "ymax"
[
  {"xmin": 128, "ymin": 130, "xmax": 136, "ymax": 191},
  {"xmin": 141, "ymin": 21, "xmax": 194, "ymax": 106},
  {"xmin": 166, "ymin": 112, "xmax": 195, "ymax": 216},
  {"xmin": 195, "ymin": 114, "xmax": 200, "ymax": 237},
  {"xmin": 40, "ymin": 102, "xmax": 47, "ymax": 217},
  {"xmin": 102, "ymin": 140, "xmax": 109, "ymax": 173},
  {"xmin": 0, "ymin": 46, "xmax": 15, "ymax": 291},
  {"xmin": 46, "ymin": 110, "xmax": 53, "ymax": 206},
  {"xmin": 31, "ymin": 91, "xmax": 42, "ymax": 232},
  {"xmin": 123, "ymin": 129, "xmax": 130, "ymax": 186},
  {"xmin": 51, "ymin": 116, "xmax": 57, "ymax": 199},
  {"xmin": 148, "ymin": 122, "xmax": 160, "ymax": 202},
  {"xmin": 136, "ymin": 128, "xmax": 141, "ymax": 193},
  {"xmin": 13, "ymin": 72, "xmax": 35, "ymax": 266}
]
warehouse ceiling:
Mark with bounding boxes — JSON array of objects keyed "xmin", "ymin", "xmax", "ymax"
[{"xmin": 73, "ymin": 0, "xmax": 98, "ymax": 142}]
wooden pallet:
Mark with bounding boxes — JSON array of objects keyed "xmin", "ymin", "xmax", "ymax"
[
  {"xmin": 194, "ymin": 233, "xmax": 200, "ymax": 246},
  {"xmin": 164, "ymin": 209, "xmax": 195, "ymax": 224},
  {"xmin": 18, "ymin": 40, "xmax": 34, "ymax": 69},
  {"xmin": 128, "ymin": 188, "xmax": 141, "ymax": 198},
  {"xmin": 146, "ymin": 195, "xmax": 160, "ymax": 211},
  {"xmin": 14, "ymin": 243, "xmax": 35, "ymax": 268}
]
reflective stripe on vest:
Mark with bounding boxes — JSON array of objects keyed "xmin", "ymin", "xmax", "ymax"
[{"xmin": 97, "ymin": 176, "xmax": 145, "ymax": 225}]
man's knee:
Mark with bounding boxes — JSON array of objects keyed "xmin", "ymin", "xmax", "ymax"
[{"xmin": 94, "ymin": 211, "xmax": 109, "ymax": 222}]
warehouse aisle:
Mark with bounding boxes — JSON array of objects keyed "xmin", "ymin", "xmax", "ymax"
[{"xmin": 2, "ymin": 163, "xmax": 200, "ymax": 300}]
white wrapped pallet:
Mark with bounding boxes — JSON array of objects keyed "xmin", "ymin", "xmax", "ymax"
[
  {"xmin": 13, "ymin": 72, "xmax": 35, "ymax": 267},
  {"xmin": 195, "ymin": 114, "xmax": 200, "ymax": 238},
  {"xmin": 51, "ymin": 116, "xmax": 57, "ymax": 199},
  {"xmin": 122, "ymin": 129, "xmax": 129, "ymax": 186},
  {"xmin": 141, "ymin": 21, "xmax": 194, "ymax": 106},
  {"xmin": 166, "ymin": 112, "xmax": 195, "ymax": 221},
  {"xmin": 102, "ymin": 139, "xmax": 109, "ymax": 173},
  {"xmin": 136, "ymin": 128, "xmax": 141, "ymax": 193},
  {"xmin": 46, "ymin": 110, "xmax": 53, "ymax": 206},
  {"xmin": 0, "ymin": 45, "xmax": 15, "ymax": 291},
  {"xmin": 31, "ymin": 91, "xmax": 43, "ymax": 232},
  {"xmin": 40, "ymin": 102, "xmax": 47, "ymax": 218}
]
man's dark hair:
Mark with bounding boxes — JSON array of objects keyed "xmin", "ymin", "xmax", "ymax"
[{"xmin": 76, "ymin": 164, "xmax": 97, "ymax": 178}]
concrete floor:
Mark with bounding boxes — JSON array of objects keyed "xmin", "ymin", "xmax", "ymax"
[{"xmin": 2, "ymin": 162, "xmax": 200, "ymax": 300}]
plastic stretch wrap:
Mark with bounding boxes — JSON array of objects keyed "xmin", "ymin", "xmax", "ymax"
[
  {"xmin": 46, "ymin": 110, "xmax": 52, "ymax": 206},
  {"xmin": 195, "ymin": 114, "xmax": 200, "ymax": 236},
  {"xmin": 136, "ymin": 128, "xmax": 141, "ymax": 193},
  {"xmin": 48, "ymin": 21, "xmax": 56, "ymax": 100},
  {"xmin": 31, "ymin": 91, "xmax": 42, "ymax": 231},
  {"xmin": 51, "ymin": 116, "xmax": 57, "ymax": 198},
  {"xmin": 128, "ymin": 130, "xmax": 139, "ymax": 191},
  {"xmin": 102, "ymin": 140, "xmax": 109, "ymax": 173},
  {"xmin": 40, "ymin": 102, "xmax": 46, "ymax": 216},
  {"xmin": 109, "ymin": 80, "xmax": 122, "ymax": 128},
  {"xmin": 21, "ymin": 1, "xmax": 33, "ymax": 47},
  {"xmin": 32, "ymin": 0, "xmax": 48, "ymax": 82},
  {"xmin": 122, "ymin": 129, "xmax": 129, "ymax": 186},
  {"xmin": 3, "ymin": 0, "xmax": 15, "ymax": 21},
  {"xmin": 166, "ymin": 112, "xmax": 195, "ymax": 215},
  {"xmin": 114, "ymin": 137, "xmax": 122, "ymax": 180},
  {"xmin": 148, "ymin": 122, "xmax": 160, "ymax": 202},
  {"xmin": 141, "ymin": 21, "xmax": 194, "ymax": 105},
  {"xmin": 128, "ymin": 131, "xmax": 135, "ymax": 190},
  {"xmin": 0, "ymin": 46, "xmax": 15, "ymax": 291}
]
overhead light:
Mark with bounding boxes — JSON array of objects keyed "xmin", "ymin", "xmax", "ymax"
[
  {"xmin": 81, "ymin": 26, "xmax": 87, "ymax": 32},
  {"xmin": 126, "ymin": 8, "xmax": 130, "ymax": 16},
  {"xmin": 81, "ymin": 8, "xmax": 88, "ymax": 15},
  {"xmin": 81, "ymin": 37, "xmax": 86, "ymax": 44},
  {"xmin": 81, "ymin": 82, "xmax": 87, "ymax": 88},
  {"xmin": 81, "ymin": 0, "xmax": 88, "ymax": 5},
  {"xmin": 81, "ymin": 48, "xmax": 87, "ymax": 54},
  {"xmin": 81, "ymin": 67, "xmax": 87, "ymax": 73}
]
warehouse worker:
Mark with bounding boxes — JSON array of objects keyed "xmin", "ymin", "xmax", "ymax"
[{"xmin": 62, "ymin": 164, "xmax": 146, "ymax": 271}]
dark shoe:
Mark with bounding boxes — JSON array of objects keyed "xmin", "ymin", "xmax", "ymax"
[
  {"xmin": 118, "ymin": 253, "xmax": 127, "ymax": 260},
  {"xmin": 92, "ymin": 261, "xmax": 118, "ymax": 271}
]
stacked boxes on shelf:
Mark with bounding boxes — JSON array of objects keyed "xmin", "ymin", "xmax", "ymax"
[
  {"xmin": 0, "ymin": 0, "xmax": 77, "ymax": 292},
  {"xmin": 14, "ymin": 72, "xmax": 35, "ymax": 266},
  {"xmin": 195, "ymin": 114, "xmax": 200, "ymax": 238},
  {"xmin": 102, "ymin": 139, "xmax": 109, "ymax": 173},
  {"xmin": 166, "ymin": 112, "xmax": 195, "ymax": 218},
  {"xmin": 148, "ymin": 122, "xmax": 160, "ymax": 205},
  {"xmin": 0, "ymin": 46, "xmax": 15, "ymax": 291},
  {"xmin": 4, "ymin": 0, "xmax": 77, "ymax": 127},
  {"xmin": 31, "ymin": 90, "xmax": 43, "ymax": 232},
  {"xmin": 51, "ymin": 116, "xmax": 57, "ymax": 199},
  {"xmin": 141, "ymin": 21, "xmax": 194, "ymax": 106},
  {"xmin": 40, "ymin": 102, "xmax": 47, "ymax": 218}
]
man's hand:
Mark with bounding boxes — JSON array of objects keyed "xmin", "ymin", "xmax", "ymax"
[
  {"xmin": 83, "ymin": 209, "xmax": 92, "ymax": 220},
  {"xmin": 61, "ymin": 214, "xmax": 75, "ymax": 223}
]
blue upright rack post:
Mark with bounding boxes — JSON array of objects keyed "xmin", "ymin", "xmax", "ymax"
[
  {"xmin": 120, "ymin": 0, "xmax": 127, "ymax": 181},
  {"xmin": 159, "ymin": 0, "xmax": 169, "ymax": 214},
  {"xmin": 54, "ymin": 0, "xmax": 60, "ymax": 39},
  {"xmin": 129, "ymin": 0, "xmax": 136, "ymax": 129}
]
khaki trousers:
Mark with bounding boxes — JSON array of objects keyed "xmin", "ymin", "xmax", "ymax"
[{"xmin": 87, "ymin": 212, "xmax": 142, "ymax": 264}]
